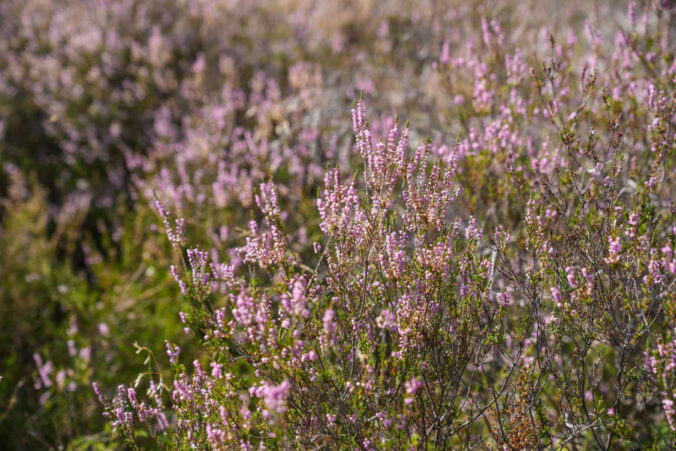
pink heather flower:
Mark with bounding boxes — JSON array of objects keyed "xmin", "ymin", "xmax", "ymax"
[
  {"xmin": 187, "ymin": 248, "xmax": 210, "ymax": 290},
  {"xmin": 494, "ymin": 225, "xmax": 510, "ymax": 250},
  {"xmin": 647, "ymin": 258, "xmax": 663, "ymax": 284},
  {"xmin": 254, "ymin": 181, "xmax": 280, "ymax": 218},
  {"xmin": 403, "ymin": 144, "xmax": 460, "ymax": 232},
  {"xmin": 33, "ymin": 354, "xmax": 53, "ymax": 389},
  {"xmin": 240, "ymin": 397, "xmax": 252, "ymax": 422},
  {"xmin": 281, "ymin": 276, "xmax": 309, "ymax": 319},
  {"xmin": 505, "ymin": 48, "xmax": 527, "ymax": 84},
  {"xmin": 497, "ymin": 290, "xmax": 511, "ymax": 307},
  {"xmin": 628, "ymin": 1, "xmax": 636, "ymax": 27},
  {"xmin": 628, "ymin": 212, "xmax": 640, "ymax": 227},
  {"xmin": 380, "ymin": 232, "xmax": 407, "ymax": 279},
  {"xmin": 565, "ymin": 267, "xmax": 577, "ymax": 289},
  {"xmin": 206, "ymin": 423, "xmax": 226, "ymax": 445},
  {"xmin": 165, "ymin": 341, "xmax": 180, "ymax": 364},
  {"xmin": 80, "ymin": 347, "xmax": 91, "ymax": 363},
  {"xmin": 92, "ymin": 382, "xmax": 105, "ymax": 406},
  {"xmin": 254, "ymin": 380, "xmax": 291, "ymax": 418},
  {"xmin": 551, "ymin": 286, "xmax": 563, "ymax": 308},
  {"xmin": 170, "ymin": 265, "xmax": 187, "ymax": 295},
  {"xmin": 127, "ymin": 387, "xmax": 137, "ymax": 405},
  {"xmin": 210, "ymin": 362, "xmax": 223, "ymax": 379},
  {"xmin": 663, "ymin": 398, "xmax": 675, "ymax": 431},
  {"xmin": 67, "ymin": 340, "xmax": 77, "ymax": 358},
  {"xmin": 465, "ymin": 216, "xmax": 482, "ymax": 241},
  {"xmin": 240, "ymin": 219, "xmax": 288, "ymax": 269},
  {"xmin": 178, "ymin": 311, "xmax": 188, "ymax": 324},
  {"xmin": 404, "ymin": 378, "xmax": 423, "ymax": 405},
  {"xmin": 154, "ymin": 199, "xmax": 185, "ymax": 248},
  {"xmin": 575, "ymin": 269, "xmax": 592, "ymax": 297},
  {"xmin": 647, "ymin": 84, "xmax": 656, "ymax": 109},
  {"xmin": 98, "ymin": 322, "xmax": 110, "ymax": 336},
  {"xmin": 232, "ymin": 291, "xmax": 256, "ymax": 327},
  {"xmin": 302, "ymin": 350, "xmax": 317, "ymax": 362},
  {"xmin": 322, "ymin": 308, "xmax": 336, "ymax": 338},
  {"xmin": 661, "ymin": 244, "xmax": 675, "ymax": 274},
  {"xmin": 317, "ymin": 168, "xmax": 366, "ymax": 240},
  {"xmin": 480, "ymin": 16, "xmax": 491, "ymax": 47}
]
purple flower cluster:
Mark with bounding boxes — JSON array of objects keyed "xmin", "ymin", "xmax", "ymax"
[{"xmin": 8, "ymin": 0, "xmax": 666, "ymax": 448}]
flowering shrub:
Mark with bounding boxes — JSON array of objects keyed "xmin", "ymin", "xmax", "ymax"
[
  {"xmin": 99, "ymin": 80, "xmax": 673, "ymax": 447},
  {"xmin": 0, "ymin": 0, "xmax": 674, "ymax": 448}
]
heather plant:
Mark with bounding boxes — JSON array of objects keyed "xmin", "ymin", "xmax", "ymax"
[
  {"xmin": 0, "ymin": 1, "xmax": 367, "ymax": 445},
  {"xmin": 0, "ymin": 0, "xmax": 674, "ymax": 448},
  {"xmin": 143, "ymin": 62, "xmax": 338, "ymax": 262},
  {"xmin": 97, "ymin": 93, "xmax": 674, "ymax": 448}
]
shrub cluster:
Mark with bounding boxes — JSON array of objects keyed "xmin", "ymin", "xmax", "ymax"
[{"xmin": 0, "ymin": 0, "xmax": 673, "ymax": 448}]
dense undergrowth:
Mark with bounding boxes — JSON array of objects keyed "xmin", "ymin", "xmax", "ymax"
[{"xmin": 0, "ymin": 0, "xmax": 674, "ymax": 449}]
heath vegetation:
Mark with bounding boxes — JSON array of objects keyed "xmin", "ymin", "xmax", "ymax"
[{"xmin": 0, "ymin": 0, "xmax": 673, "ymax": 449}]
